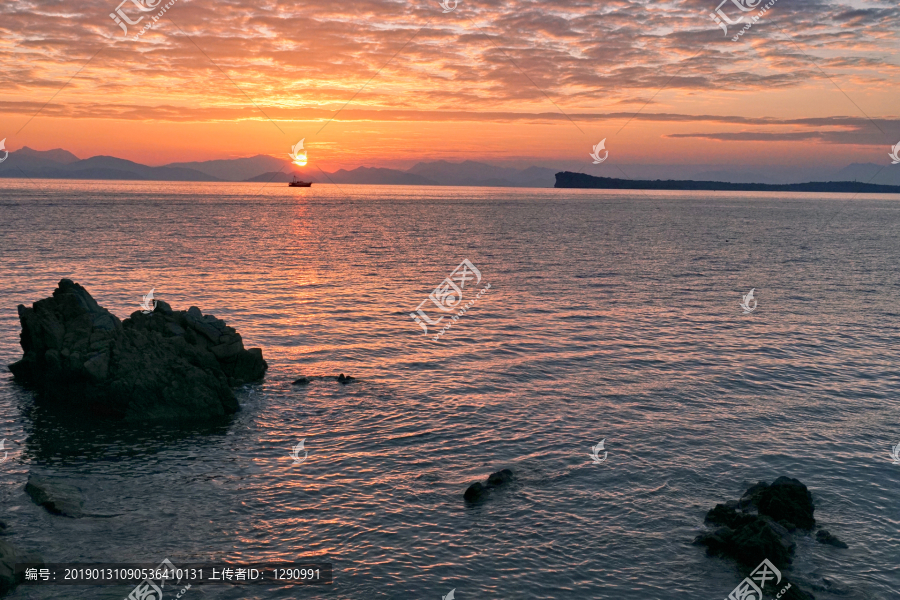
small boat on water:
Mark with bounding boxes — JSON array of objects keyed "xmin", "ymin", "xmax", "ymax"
[{"xmin": 289, "ymin": 176, "xmax": 312, "ymax": 187}]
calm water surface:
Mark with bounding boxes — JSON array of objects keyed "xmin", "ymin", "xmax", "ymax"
[{"xmin": 0, "ymin": 180, "xmax": 898, "ymax": 599}]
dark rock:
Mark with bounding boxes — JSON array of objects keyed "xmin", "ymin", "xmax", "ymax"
[
  {"xmin": 337, "ymin": 373, "xmax": 355, "ymax": 384},
  {"xmin": 756, "ymin": 477, "xmax": 815, "ymax": 530},
  {"xmin": 694, "ymin": 514, "xmax": 792, "ymax": 567},
  {"xmin": 0, "ymin": 538, "xmax": 44, "ymax": 596},
  {"xmin": 154, "ymin": 300, "xmax": 173, "ymax": 315},
  {"xmin": 463, "ymin": 482, "xmax": 486, "ymax": 503},
  {"xmin": 816, "ymin": 529, "xmax": 848, "ymax": 549},
  {"xmin": 25, "ymin": 474, "xmax": 85, "ymax": 518},
  {"xmin": 705, "ymin": 503, "xmax": 757, "ymax": 529},
  {"xmin": 695, "ymin": 478, "xmax": 815, "ymax": 569},
  {"xmin": 738, "ymin": 480, "xmax": 770, "ymax": 511},
  {"xmin": 292, "ymin": 377, "xmax": 309, "ymax": 385},
  {"xmin": 487, "ymin": 468, "xmax": 514, "ymax": 486},
  {"xmin": 8, "ymin": 279, "xmax": 268, "ymax": 422},
  {"xmin": 464, "ymin": 469, "xmax": 515, "ymax": 503}
]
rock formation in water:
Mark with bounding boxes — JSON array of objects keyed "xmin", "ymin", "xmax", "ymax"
[
  {"xmin": 8, "ymin": 279, "xmax": 267, "ymax": 421},
  {"xmin": 693, "ymin": 477, "xmax": 853, "ymax": 600},
  {"xmin": 464, "ymin": 468, "xmax": 514, "ymax": 503},
  {"xmin": 694, "ymin": 477, "xmax": 815, "ymax": 568}
]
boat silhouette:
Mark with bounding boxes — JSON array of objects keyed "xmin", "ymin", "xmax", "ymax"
[{"xmin": 289, "ymin": 176, "xmax": 312, "ymax": 187}]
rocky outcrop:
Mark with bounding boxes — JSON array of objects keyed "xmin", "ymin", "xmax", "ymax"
[
  {"xmin": 694, "ymin": 477, "xmax": 816, "ymax": 568},
  {"xmin": 8, "ymin": 280, "xmax": 267, "ymax": 421},
  {"xmin": 464, "ymin": 469, "xmax": 514, "ymax": 503},
  {"xmin": 25, "ymin": 474, "xmax": 85, "ymax": 518},
  {"xmin": 693, "ymin": 477, "xmax": 854, "ymax": 600}
]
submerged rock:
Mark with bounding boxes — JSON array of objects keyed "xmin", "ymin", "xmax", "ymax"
[
  {"xmin": 8, "ymin": 280, "xmax": 268, "ymax": 421},
  {"xmin": 336, "ymin": 373, "xmax": 355, "ymax": 384},
  {"xmin": 24, "ymin": 474, "xmax": 85, "ymax": 518},
  {"xmin": 816, "ymin": 529, "xmax": 848, "ymax": 548},
  {"xmin": 292, "ymin": 377, "xmax": 310, "ymax": 385},
  {"xmin": 464, "ymin": 468, "xmax": 514, "ymax": 503}
]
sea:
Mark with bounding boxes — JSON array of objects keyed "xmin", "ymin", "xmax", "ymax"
[{"xmin": 0, "ymin": 179, "xmax": 898, "ymax": 599}]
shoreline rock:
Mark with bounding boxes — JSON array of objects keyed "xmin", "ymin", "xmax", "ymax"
[{"xmin": 8, "ymin": 280, "xmax": 267, "ymax": 422}]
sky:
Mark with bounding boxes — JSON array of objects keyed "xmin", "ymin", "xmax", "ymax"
[{"xmin": 1, "ymin": 0, "xmax": 899, "ymax": 174}]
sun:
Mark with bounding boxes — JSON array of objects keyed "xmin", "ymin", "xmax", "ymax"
[{"xmin": 292, "ymin": 153, "xmax": 308, "ymax": 167}]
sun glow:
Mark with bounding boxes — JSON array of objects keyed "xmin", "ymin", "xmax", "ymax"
[{"xmin": 289, "ymin": 138, "xmax": 308, "ymax": 167}]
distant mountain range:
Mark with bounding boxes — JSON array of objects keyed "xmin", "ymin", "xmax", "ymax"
[
  {"xmin": 555, "ymin": 171, "xmax": 900, "ymax": 194},
  {"xmin": 2, "ymin": 146, "xmax": 898, "ymax": 188},
  {"xmin": 0, "ymin": 147, "xmax": 558, "ymax": 187}
]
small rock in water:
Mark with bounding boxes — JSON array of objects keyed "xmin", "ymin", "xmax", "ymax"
[
  {"xmin": 336, "ymin": 373, "xmax": 355, "ymax": 384},
  {"xmin": 292, "ymin": 377, "xmax": 310, "ymax": 385},
  {"xmin": 463, "ymin": 482, "xmax": 486, "ymax": 503},
  {"xmin": 816, "ymin": 529, "xmax": 848, "ymax": 548},
  {"xmin": 24, "ymin": 474, "xmax": 85, "ymax": 518},
  {"xmin": 464, "ymin": 469, "xmax": 515, "ymax": 504}
]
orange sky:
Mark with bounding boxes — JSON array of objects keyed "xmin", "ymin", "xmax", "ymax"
[{"xmin": 2, "ymin": 0, "xmax": 898, "ymax": 170}]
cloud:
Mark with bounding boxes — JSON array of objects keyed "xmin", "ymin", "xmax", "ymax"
[{"xmin": 2, "ymin": 0, "xmax": 898, "ymax": 164}]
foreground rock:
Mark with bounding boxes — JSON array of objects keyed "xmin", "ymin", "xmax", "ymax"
[
  {"xmin": 693, "ymin": 477, "xmax": 849, "ymax": 600},
  {"xmin": 9, "ymin": 280, "xmax": 267, "ymax": 421},
  {"xmin": 694, "ymin": 477, "xmax": 816, "ymax": 568},
  {"xmin": 464, "ymin": 469, "xmax": 514, "ymax": 503},
  {"xmin": 25, "ymin": 474, "xmax": 85, "ymax": 518},
  {"xmin": 0, "ymin": 539, "xmax": 44, "ymax": 597}
]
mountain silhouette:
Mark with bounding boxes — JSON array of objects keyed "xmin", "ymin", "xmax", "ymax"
[{"xmin": 555, "ymin": 171, "xmax": 900, "ymax": 194}]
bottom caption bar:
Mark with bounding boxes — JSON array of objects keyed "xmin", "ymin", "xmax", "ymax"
[{"xmin": 15, "ymin": 561, "xmax": 333, "ymax": 586}]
